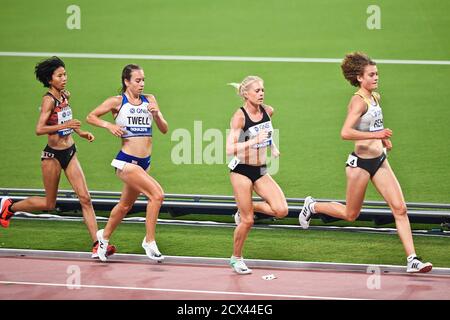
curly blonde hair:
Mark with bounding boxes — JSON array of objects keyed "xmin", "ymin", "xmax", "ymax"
[{"xmin": 341, "ymin": 52, "xmax": 376, "ymax": 87}]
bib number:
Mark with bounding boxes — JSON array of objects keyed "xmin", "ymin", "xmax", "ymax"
[
  {"xmin": 248, "ymin": 121, "xmax": 273, "ymax": 149},
  {"xmin": 57, "ymin": 108, "xmax": 73, "ymax": 136},
  {"xmin": 369, "ymin": 108, "xmax": 384, "ymax": 132},
  {"xmin": 228, "ymin": 156, "xmax": 240, "ymax": 170},
  {"xmin": 346, "ymin": 154, "xmax": 358, "ymax": 168}
]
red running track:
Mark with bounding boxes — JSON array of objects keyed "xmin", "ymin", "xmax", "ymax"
[{"xmin": 0, "ymin": 256, "xmax": 449, "ymax": 300}]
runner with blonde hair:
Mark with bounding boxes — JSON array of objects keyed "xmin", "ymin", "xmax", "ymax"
[{"xmin": 226, "ymin": 75, "xmax": 288, "ymax": 274}]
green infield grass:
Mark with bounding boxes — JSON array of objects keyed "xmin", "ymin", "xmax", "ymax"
[{"xmin": 1, "ymin": 0, "xmax": 448, "ymax": 262}]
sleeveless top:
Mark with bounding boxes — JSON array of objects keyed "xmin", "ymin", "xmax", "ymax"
[
  {"xmin": 114, "ymin": 94, "xmax": 153, "ymax": 138},
  {"xmin": 354, "ymin": 92, "xmax": 384, "ymax": 132},
  {"xmin": 239, "ymin": 105, "xmax": 273, "ymax": 149},
  {"xmin": 45, "ymin": 92, "xmax": 73, "ymax": 136}
]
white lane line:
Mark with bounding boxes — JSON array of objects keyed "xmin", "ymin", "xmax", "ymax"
[
  {"xmin": 0, "ymin": 51, "xmax": 449, "ymax": 65},
  {"xmin": 0, "ymin": 280, "xmax": 370, "ymax": 300}
]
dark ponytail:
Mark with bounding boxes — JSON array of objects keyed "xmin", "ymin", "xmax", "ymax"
[{"xmin": 121, "ymin": 64, "xmax": 142, "ymax": 93}]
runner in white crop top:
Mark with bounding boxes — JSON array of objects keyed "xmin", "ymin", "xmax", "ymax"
[
  {"xmin": 299, "ymin": 52, "xmax": 432, "ymax": 273},
  {"xmin": 87, "ymin": 64, "xmax": 169, "ymax": 263},
  {"xmin": 114, "ymin": 93, "xmax": 153, "ymax": 138}
]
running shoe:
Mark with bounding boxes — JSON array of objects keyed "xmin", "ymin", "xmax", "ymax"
[
  {"xmin": 406, "ymin": 256, "xmax": 433, "ymax": 273},
  {"xmin": 233, "ymin": 209, "xmax": 241, "ymax": 225},
  {"xmin": 299, "ymin": 196, "xmax": 315, "ymax": 229},
  {"xmin": 96, "ymin": 229, "xmax": 109, "ymax": 262},
  {"xmin": 142, "ymin": 237, "xmax": 164, "ymax": 262},
  {"xmin": 0, "ymin": 197, "xmax": 14, "ymax": 228},
  {"xmin": 230, "ymin": 256, "xmax": 252, "ymax": 274},
  {"xmin": 92, "ymin": 240, "xmax": 117, "ymax": 259}
]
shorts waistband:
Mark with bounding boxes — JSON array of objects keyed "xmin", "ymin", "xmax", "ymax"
[{"xmin": 112, "ymin": 150, "xmax": 151, "ymax": 171}]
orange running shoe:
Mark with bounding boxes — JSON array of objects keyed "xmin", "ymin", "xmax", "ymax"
[
  {"xmin": 91, "ymin": 241, "xmax": 117, "ymax": 259},
  {"xmin": 0, "ymin": 198, "xmax": 14, "ymax": 228}
]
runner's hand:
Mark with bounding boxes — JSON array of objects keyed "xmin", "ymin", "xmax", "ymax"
[
  {"xmin": 383, "ymin": 139, "xmax": 392, "ymax": 151},
  {"xmin": 105, "ymin": 123, "xmax": 125, "ymax": 137},
  {"xmin": 65, "ymin": 119, "xmax": 81, "ymax": 129},
  {"xmin": 375, "ymin": 128, "xmax": 392, "ymax": 139},
  {"xmin": 271, "ymin": 145, "xmax": 280, "ymax": 158},
  {"xmin": 80, "ymin": 131, "xmax": 95, "ymax": 142},
  {"xmin": 253, "ymin": 130, "xmax": 270, "ymax": 144}
]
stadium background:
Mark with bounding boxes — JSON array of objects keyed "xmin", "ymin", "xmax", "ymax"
[{"xmin": 0, "ymin": 0, "xmax": 448, "ymax": 266}]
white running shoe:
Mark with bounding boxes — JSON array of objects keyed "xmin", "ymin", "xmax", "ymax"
[
  {"xmin": 142, "ymin": 237, "xmax": 164, "ymax": 262},
  {"xmin": 233, "ymin": 209, "xmax": 241, "ymax": 225},
  {"xmin": 230, "ymin": 256, "xmax": 252, "ymax": 274},
  {"xmin": 96, "ymin": 229, "xmax": 109, "ymax": 262},
  {"xmin": 406, "ymin": 256, "xmax": 433, "ymax": 273},
  {"xmin": 299, "ymin": 196, "xmax": 315, "ymax": 229}
]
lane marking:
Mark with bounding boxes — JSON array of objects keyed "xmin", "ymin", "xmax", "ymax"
[
  {"xmin": 0, "ymin": 280, "xmax": 369, "ymax": 300},
  {"xmin": 1, "ymin": 51, "xmax": 449, "ymax": 65}
]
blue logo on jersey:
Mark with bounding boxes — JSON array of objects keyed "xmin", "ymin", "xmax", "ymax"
[
  {"xmin": 58, "ymin": 128, "xmax": 73, "ymax": 137},
  {"xmin": 128, "ymin": 127, "xmax": 150, "ymax": 133}
]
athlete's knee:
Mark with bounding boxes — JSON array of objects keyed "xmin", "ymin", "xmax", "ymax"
[
  {"xmin": 240, "ymin": 212, "xmax": 254, "ymax": 228},
  {"xmin": 78, "ymin": 193, "xmax": 92, "ymax": 207},
  {"xmin": 391, "ymin": 202, "xmax": 407, "ymax": 217},
  {"xmin": 344, "ymin": 210, "xmax": 360, "ymax": 222},
  {"xmin": 273, "ymin": 204, "xmax": 289, "ymax": 218},
  {"xmin": 149, "ymin": 191, "xmax": 164, "ymax": 205},
  {"xmin": 117, "ymin": 202, "xmax": 133, "ymax": 213}
]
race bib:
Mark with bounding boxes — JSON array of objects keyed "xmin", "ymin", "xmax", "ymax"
[
  {"xmin": 369, "ymin": 107, "xmax": 384, "ymax": 132},
  {"xmin": 41, "ymin": 150, "xmax": 55, "ymax": 159},
  {"xmin": 122, "ymin": 107, "xmax": 152, "ymax": 137},
  {"xmin": 346, "ymin": 154, "xmax": 358, "ymax": 168},
  {"xmin": 227, "ymin": 156, "xmax": 240, "ymax": 170},
  {"xmin": 57, "ymin": 107, "xmax": 73, "ymax": 136},
  {"xmin": 247, "ymin": 121, "xmax": 273, "ymax": 149},
  {"xmin": 125, "ymin": 126, "xmax": 152, "ymax": 135}
]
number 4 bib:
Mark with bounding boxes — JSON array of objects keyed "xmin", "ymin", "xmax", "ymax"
[{"xmin": 346, "ymin": 154, "xmax": 358, "ymax": 167}]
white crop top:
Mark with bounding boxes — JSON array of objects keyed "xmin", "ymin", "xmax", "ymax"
[
  {"xmin": 354, "ymin": 93, "xmax": 384, "ymax": 132},
  {"xmin": 114, "ymin": 94, "xmax": 153, "ymax": 138}
]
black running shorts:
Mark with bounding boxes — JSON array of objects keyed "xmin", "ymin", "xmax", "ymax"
[
  {"xmin": 41, "ymin": 144, "xmax": 77, "ymax": 170},
  {"xmin": 230, "ymin": 163, "xmax": 267, "ymax": 183}
]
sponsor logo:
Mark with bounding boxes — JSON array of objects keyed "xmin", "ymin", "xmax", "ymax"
[{"xmin": 128, "ymin": 127, "xmax": 150, "ymax": 133}]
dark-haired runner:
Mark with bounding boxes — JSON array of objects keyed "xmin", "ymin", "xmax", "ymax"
[
  {"xmin": 0, "ymin": 56, "xmax": 115, "ymax": 259},
  {"xmin": 87, "ymin": 64, "xmax": 168, "ymax": 262}
]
